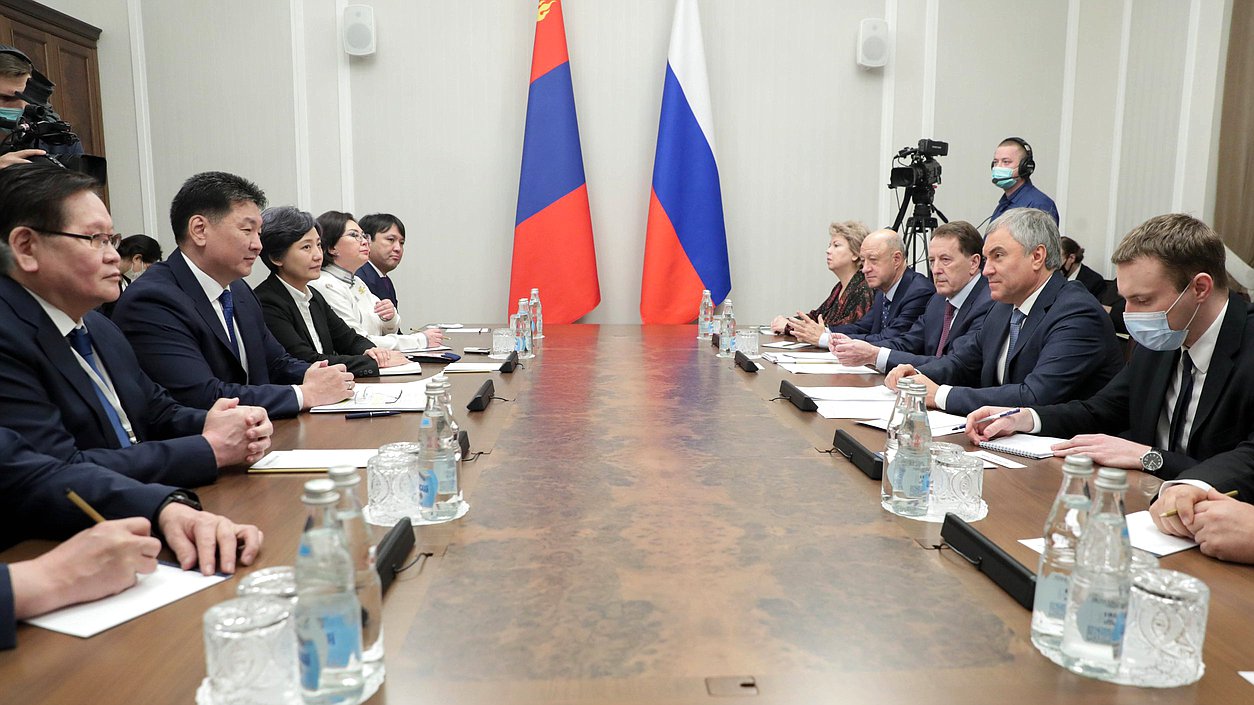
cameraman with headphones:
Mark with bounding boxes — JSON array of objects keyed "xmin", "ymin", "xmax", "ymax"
[
  {"xmin": 0, "ymin": 45, "xmax": 82, "ymax": 169},
  {"xmin": 988, "ymin": 137, "xmax": 1059, "ymax": 227}
]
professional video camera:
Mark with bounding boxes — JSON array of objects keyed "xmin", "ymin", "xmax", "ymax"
[
  {"xmin": 0, "ymin": 95, "xmax": 106, "ymax": 184},
  {"xmin": 887, "ymin": 138, "xmax": 949, "ymax": 267}
]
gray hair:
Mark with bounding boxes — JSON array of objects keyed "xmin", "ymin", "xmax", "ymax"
[
  {"xmin": 259, "ymin": 206, "xmax": 319, "ymax": 273},
  {"xmin": 988, "ymin": 208, "xmax": 1061, "ymax": 270}
]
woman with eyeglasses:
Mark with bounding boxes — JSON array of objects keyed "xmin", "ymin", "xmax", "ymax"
[
  {"xmin": 254, "ymin": 207, "xmax": 408, "ymax": 377},
  {"xmin": 308, "ymin": 210, "xmax": 443, "ymax": 351}
]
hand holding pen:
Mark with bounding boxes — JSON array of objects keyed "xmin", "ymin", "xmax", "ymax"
[{"xmin": 963, "ymin": 406, "xmax": 1032, "ymax": 444}]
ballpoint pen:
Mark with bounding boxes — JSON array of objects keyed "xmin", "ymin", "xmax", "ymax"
[
  {"xmin": 345, "ymin": 410, "xmax": 401, "ymax": 420},
  {"xmin": 950, "ymin": 407, "xmax": 1021, "ymax": 432}
]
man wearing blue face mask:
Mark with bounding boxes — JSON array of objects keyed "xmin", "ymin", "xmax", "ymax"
[
  {"xmin": 966, "ymin": 213, "xmax": 1254, "ymax": 484},
  {"xmin": 987, "ymin": 137, "xmax": 1059, "ymax": 227}
]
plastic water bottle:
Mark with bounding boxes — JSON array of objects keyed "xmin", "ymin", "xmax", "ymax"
[
  {"xmin": 422, "ymin": 383, "xmax": 462, "ymax": 520},
  {"xmin": 1061, "ymin": 467, "xmax": 1132, "ymax": 678},
  {"xmin": 884, "ymin": 382, "xmax": 931, "ymax": 517},
  {"xmin": 327, "ymin": 466, "xmax": 385, "ymax": 672},
  {"xmin": 880, "ymin": 380, "xmax": 913, "ymax": 507},
  {"xmin": 697, "ymin": 290, "xmax": 714, "ymax": 339},
  {"xmin": 529, "ymin": 288, "xmax": 544, "ymax": 339},
  {"xmin": 516, "ymin": 298, "xmax": 534, "ymax": 359},
  {"xmin": 1031, "ymin": 455, "xmax": 1094, "ymax": 659},
  {"xmin": 717, "ymin": 300, "xmax": 736, "ymax": 358},
  {"xmin": 295, "ymin": 478, "xmax": 364, "ymax": 705},
  {"xmin": 428, "ymin": 373, "xmax": 462, "ymax": 461}
]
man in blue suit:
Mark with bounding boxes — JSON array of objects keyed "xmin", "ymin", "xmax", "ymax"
[
  {"xmin": 0, "ymin": 164, "xmax": 272, "ymax": 488},
  {"xmin": 356, "ymin": 212, "xmax": 404, "ymax": 308},
  {"xmin": 813, "ymin": 229, "xmax": 934, "ymax": 349},
  {"xmin": 831, "ymin": 221, "xmax": 993, "ymax": 372},
  {"xmin": 114, "ymin": 172, "xmax": 353, "ymax": 418},
  {"xmin": 887, "ymin": 208, "xmax": 1123, "ymax": 416},
  {"xmin": 0, "ymin": 429, "xmax": 263, "ymax": 650}
]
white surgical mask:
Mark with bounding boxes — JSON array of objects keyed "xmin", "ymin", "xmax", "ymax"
[{"xmin": 1122, "ymin": 285, "xmax": 1199, "ymax": 351}]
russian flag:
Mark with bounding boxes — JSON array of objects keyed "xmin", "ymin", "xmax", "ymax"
[
  {"xmin": 639, "ymin": 0, "xmax": 730, "ymax": 324},
  {"xmin": 510, "ymin": 0, "xmax": 600, "ymax": 323}
]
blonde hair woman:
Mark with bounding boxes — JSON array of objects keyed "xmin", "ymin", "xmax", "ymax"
[{"xmin": 771, "ymin": 221, "xmax": 875, "ymax": 345}]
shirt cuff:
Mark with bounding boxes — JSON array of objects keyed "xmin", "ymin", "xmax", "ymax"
[
  {"xmin": 1160, "ymin": 479, "xmax": 1215, "ymax": 494},
  {"xmin": 818, "ymin": 332, "xmax": 830, "ymax": 349},
  {"xmin": 875, "ymin": 347, "xmax": 890, "ymax": 373},
  {"xmin": 291, "ymin": 385, "xmax": 304, "ymax": 410},
  {"xmin": 416, "ymin": 332, "xmax": 429, "ymax": 349},
  {"xmin": 935, "ymin": 385, "xmax": 952, "ymax": 411},
  {"xmin": 1029, "ymin": 409, "xmax": 1043, "ymax": 434}
]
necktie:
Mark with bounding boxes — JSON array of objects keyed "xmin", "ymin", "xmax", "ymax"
[
  {"xmin": 1004, "ymin": 309, "xmax": 1026, "ymax": 382},
  {"xmin": 219, "ymin": 289, "xmax": 240, "ymax": 358},
  {"xmin": 382, "ymin": 276, "xmax": 398, "ymax": 307},
  {"xmin": 67, "ymin": 326, "xmax": 132, "ymax": 448},
  {"xmin": 879, "ymin": 297, "xmax": 892, "ymax": 331},
  {"xmin": 935, "ymin": 302, "xmax": 956, "ymax": 357},
  {"xmin": 1169, "ymin": 351, "xmax": 1195, "ymax": 453}
]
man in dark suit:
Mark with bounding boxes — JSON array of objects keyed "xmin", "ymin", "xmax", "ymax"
[
  {"xmin": 356, "ymin": 213, "xmax": 405, "ymax": 308},
  {"xmin": 0, "ymin": 429, "xmax": 263, "ymax": 650},
  {"xmin": 0, "ymin": 164, "xmax": 272, "ymax": 487},
  {"xmin": 817, "ymin": 228, "xmax": 934, "ymax": 348},
  {"xmin": 888, "ymin": 208, "xmax": 1123, "ymax": 416},
  {"xmin": 831, "ymin": 221, "xmax": 993, "ymax": 371},
  {"xmin": 113, "ymin": 172, "xmax": 354, "ymax": 418}
]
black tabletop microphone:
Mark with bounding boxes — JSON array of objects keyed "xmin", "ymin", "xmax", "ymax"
[
  {"xmin": 779, "ymin": 379, "xmax": 817, "ymax": 412},
  {"xmin": 467, "ymin": 379, "xmax": 495, "ymax": 411}
]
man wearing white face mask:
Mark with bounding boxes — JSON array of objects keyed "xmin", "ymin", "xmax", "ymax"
[
  {"xmin": 965, "ymin": 214, "xmax": 1254, "ymax": 484},
  {"xmin": 987, "ymin": 137, "xmax": 1059, "ymax": 227}
]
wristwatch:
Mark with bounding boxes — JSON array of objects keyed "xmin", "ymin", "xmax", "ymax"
[
  {"xmin": 1140, "ymin": 448, "xmax": 1165, "ymax": 474},
  {"xmin": 155, "ymin": 490, "xmax": 203, "ymax": 519}
]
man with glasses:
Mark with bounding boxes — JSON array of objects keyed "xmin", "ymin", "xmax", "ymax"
[
  {"xmin": 0, "ymin": 163, "xmax": 274, "ymax": 488},
  {"xmin": 113, "ymin": 171, "xmax": 354, "ymax": 418}
]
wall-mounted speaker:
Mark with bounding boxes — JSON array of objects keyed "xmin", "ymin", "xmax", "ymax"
[
  {"xmin": 343, "ymin": 4, "xmax": 377, "ymax": 57},
  {"xmin": 856, "ymin": 18, "xmax": 890, "ymax": 70}
]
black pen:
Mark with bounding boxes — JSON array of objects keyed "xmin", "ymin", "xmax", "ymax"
[{"xmin": 345, "ymin": 411, "xmax": 400, "ymax": 420}]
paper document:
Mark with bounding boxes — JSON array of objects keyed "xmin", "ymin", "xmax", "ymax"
[
  {"xmin": 443, "ymin": 327, "xmax": 489, "ymax": 334},
  {"xmin": 815, "ymin": 400, "xmax": 895, "ymax": 420},
  {"xmin": 762, "ymin": 341, "xmax": 809, "ymax": 349},
  {"xmin": 25, "ymin": 563, "xmax": 227, "ymax": 638},
  {"xmin": 1239, "ymin": 672, "xmax": 1254, "ymax": 687},
  {"xmin": 251, "ymin": 449, "xmax": 378, "ymax": 472},
  {"xmin": 968, "ymin": 449, "xmax": 1027, "ymax": 468},
  {"xmin": 799, "ymin": 385, "xmax": 896, "ymax": 402},
  {"xmin": 377, "ymin": 360, "xmax": 424, "ymax": 376},
  {"xmin": 1020, "ymin": 510, "xmax": 1198, "ymax": 558},
  {"xmin": 778, "ymin": 351, "xmax": 841, "ymax": 360},
  {"xmin": 442, "ymin": 361, "xmax": 505, "ymax": 373},
  {"xmin": 310, "ymin": 381, "xmax": 429, "ymax": 413},
  {"xmin": 780, "ymin": 363, "xmax": 876, "ymax": 375},
  {"xmin": 397, "ymin": 344, "xmax": 452, "ymax": 353},
  {"xmin": 977, "ymin": 433, "xmax": 1067, "ymax": 459},
  {"xmin": 859, "ymin": 410, "xmax": 968, "ymax": 437}
]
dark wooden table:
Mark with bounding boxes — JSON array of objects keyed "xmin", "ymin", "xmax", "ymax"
[{"xmin": 3, "ymin": 325, "xmax": 1252, "ymax": 704}]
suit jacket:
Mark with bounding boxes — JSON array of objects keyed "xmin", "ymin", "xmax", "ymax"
[
  {"xmin": 254, "ymin": 275, "xmax": 380, "ymax": 377},
  {"xmin": 0, "ymin": 428, "xmax": 177, "ymax": 649},
  {"xmin": 917, "ymin": 273, "xmax": 1124, "ymax": 415},
  {"xmin": 356, "ymin": 262, "xmax": 398, "ymax": 308},
  {"xmin": 1039, "ymin": 293, "xmax": 1254, "ymax": 480},
  {"xmin": 113, "ymin": 250, "xmax": 309, "ymax": 418},
  {"xmin": 1074, "ymin": 264, "xmax": 1108, "ymax": 301},
  {"xmin": 828, "ymin": 268, "xmax": 935, "ymax": 344},
  {"xmin": 882, "ymin": 276, "xmax": 994, "ymax": 369},
  {"xmin": 0, "ymin": 276, "xmax": 216, "ymax": 486}
]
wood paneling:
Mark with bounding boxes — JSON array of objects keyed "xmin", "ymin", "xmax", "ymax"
[{"xmin": 1215, "ymin": 0, "xmax": 1254, "ymax": 264}]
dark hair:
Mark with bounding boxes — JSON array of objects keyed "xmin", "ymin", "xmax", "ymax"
[
  {"xmin": 315, "ymin": 210, "xmax": 355, "ymax": 267},
  {"xmin": 0, "ymin": 163, "xmax": 100, "ymax": 251},
  {"xmin": 1112, "ymin": 214, "xmax": 1228, "ymax": 291},
  {"xmin": 169, "ymin": 172, "xmax": 267, "ymax": 244},
  {"xmin": 0, "ymin": 49, "xmax": 32, "ymax": 78},
  {"xmin": 260, "ymin": 206, "xmax": 319, "ymax": 273},
  {"xmin": 931, "ymin": 220, "xmax": 983, "ymax": 258},
  {"xmin": 1059, "ymin": 235, "xmax": 1085, "ymax": 263},
  {"xmin": 117, "ymin": 234, "xmax": 162, "ymax": 263},
  {"xmin": 359, "ymin": 213, "xmax": 405, "ymax": 239}
]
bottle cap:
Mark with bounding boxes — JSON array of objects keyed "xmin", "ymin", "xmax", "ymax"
[
  {"xmin": 301, "ymin": 478, "xmax": 340, "ymax": 505},
  {"xmin": 531, "ymin": 287, "xmax": 540, "ymax": 295},
  {"xmin": 327, "ymin": 465, "xmax": 360, "ymax": 487},
  {"xmin": 1062, "ymin": 454, "xmax": 1095, "ymax": 476},
  {"xmin": 1094, "ymin": 467, "xmax": 1128, "ymax": 490}
]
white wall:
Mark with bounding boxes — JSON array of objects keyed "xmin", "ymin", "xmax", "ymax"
[{"xmin": 37, "ymin": 0, "xmax": 1236, "ymax": 325}]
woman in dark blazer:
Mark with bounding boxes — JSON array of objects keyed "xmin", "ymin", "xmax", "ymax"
[{"xmin": 255, "ymin": 207, "xmax": 408, "ymax": 377}]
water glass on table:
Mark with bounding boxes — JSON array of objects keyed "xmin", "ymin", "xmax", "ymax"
[
  {"xmin": 202, "ymin": 596, "xmax": 298, "ymax": 705},
  {"xmin": 931, "ymin": 450, "xmax": 984, "ymax": 521},
  {"xmin": 734, "ymin": 328, "xmax": 760, "ymax": 358},
  {"xmin": 1118, "ymin": 568, "xmax": 1209, "ymax": 688},
  {"xmin": 490, "ymin": 327, "xmax": 514, "ymax": 359},
  {"xmin": 365, "ymin": 450, "xmax": 419, "ymax": 527}
]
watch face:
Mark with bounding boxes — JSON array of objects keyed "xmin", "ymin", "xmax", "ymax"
[{"xmin": 1142, "ymin": 450, "xmax": 1163, "ymax": 472}]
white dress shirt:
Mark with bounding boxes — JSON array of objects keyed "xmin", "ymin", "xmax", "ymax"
[{"xmin": 873, "ymin": 274, "xmax": 981, "ymax": 372}]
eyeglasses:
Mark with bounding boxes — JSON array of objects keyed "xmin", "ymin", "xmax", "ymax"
[
  {"xmin": 34, "ymin": 228, "xmax": 122, "ymax": 250},
  {"xmin": 344, "ymin": 229, "xmax": 368, "ymax": 243}
]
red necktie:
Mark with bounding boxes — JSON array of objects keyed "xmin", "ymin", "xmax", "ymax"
[{"xmin": 935, "ymin": 303, "xmax": 955, "ymax": 356}]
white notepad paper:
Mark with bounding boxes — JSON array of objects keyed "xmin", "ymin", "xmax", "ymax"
[{"xmin": 977, "ymin": 433, "xmax": 1067, "ymax": 459}]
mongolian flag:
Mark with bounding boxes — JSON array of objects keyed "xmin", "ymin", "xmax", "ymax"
[
  {"xmin": 509, "ymin": 0, "xmax": 600, "ymax": 322},
  {"xmin": 639, "ymin": 0, "xmax": 730, "ymax": 324}
]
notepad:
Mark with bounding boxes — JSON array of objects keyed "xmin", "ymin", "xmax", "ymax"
[
  {"xmin": 250, "ymin": 448, "xmax": 378, "ymax": 472},
  {"xmin": 25, "ymin": 563, "xmax": 227, "ymax": 638},
  {"xmin": 442, "ymin": 361, "xmax": 505, "ymax": 373},
  {"xmin": 977, "ymin": 433, "xmax": 1067, "ymax": 459},
  {"xmin": 377, "ymin": 360, "xmax": 424, "ymax": 376},
  {"xmin": 310, "ymin": 381, "xmax": 429, "ymax": 412}
]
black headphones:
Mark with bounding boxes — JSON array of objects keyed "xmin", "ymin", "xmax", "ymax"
[{"xmin": 992, "ymin": 136, "xmax": 1035, "ymax": 180}]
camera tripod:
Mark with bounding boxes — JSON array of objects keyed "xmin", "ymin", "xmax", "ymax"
[{"xmin": 891, "ymin": 187, "xmax": 948, "ymax": 270}]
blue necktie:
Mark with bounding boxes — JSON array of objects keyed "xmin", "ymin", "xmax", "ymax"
[
  {"xmin": 381, "ymin": 276, "xmax": 398, "ymax": 307},
  {"xmin": 67, "ymin": 326, "xmax": 132, "ymax": 448},
  {"xmin": 879, "ymin": 297, "xmax": 892, "ymax": 331},
  {"xmin": 1004, "ymin": 309, "xmax": 1026, "ymax": 381},
  {"xmin": 219, "ymin": 289, "xmax": 240, "ymax": 358}
]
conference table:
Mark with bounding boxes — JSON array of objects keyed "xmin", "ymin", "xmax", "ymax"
[{"xmin": 2, "ymin": 325, "xmax": 1253, "ymax": 704}]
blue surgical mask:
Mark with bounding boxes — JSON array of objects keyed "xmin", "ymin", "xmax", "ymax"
[
  {"xmin": 1122, "ymin": 286, "xmax": 1200, "ymax": 351},
  {"xmin": 0, "ymin": 106, "xmax": 22, "ymax": 126},
  {"xmin": 991, "ymin": 167, "xmax": 1017, "ymax": 190}
]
